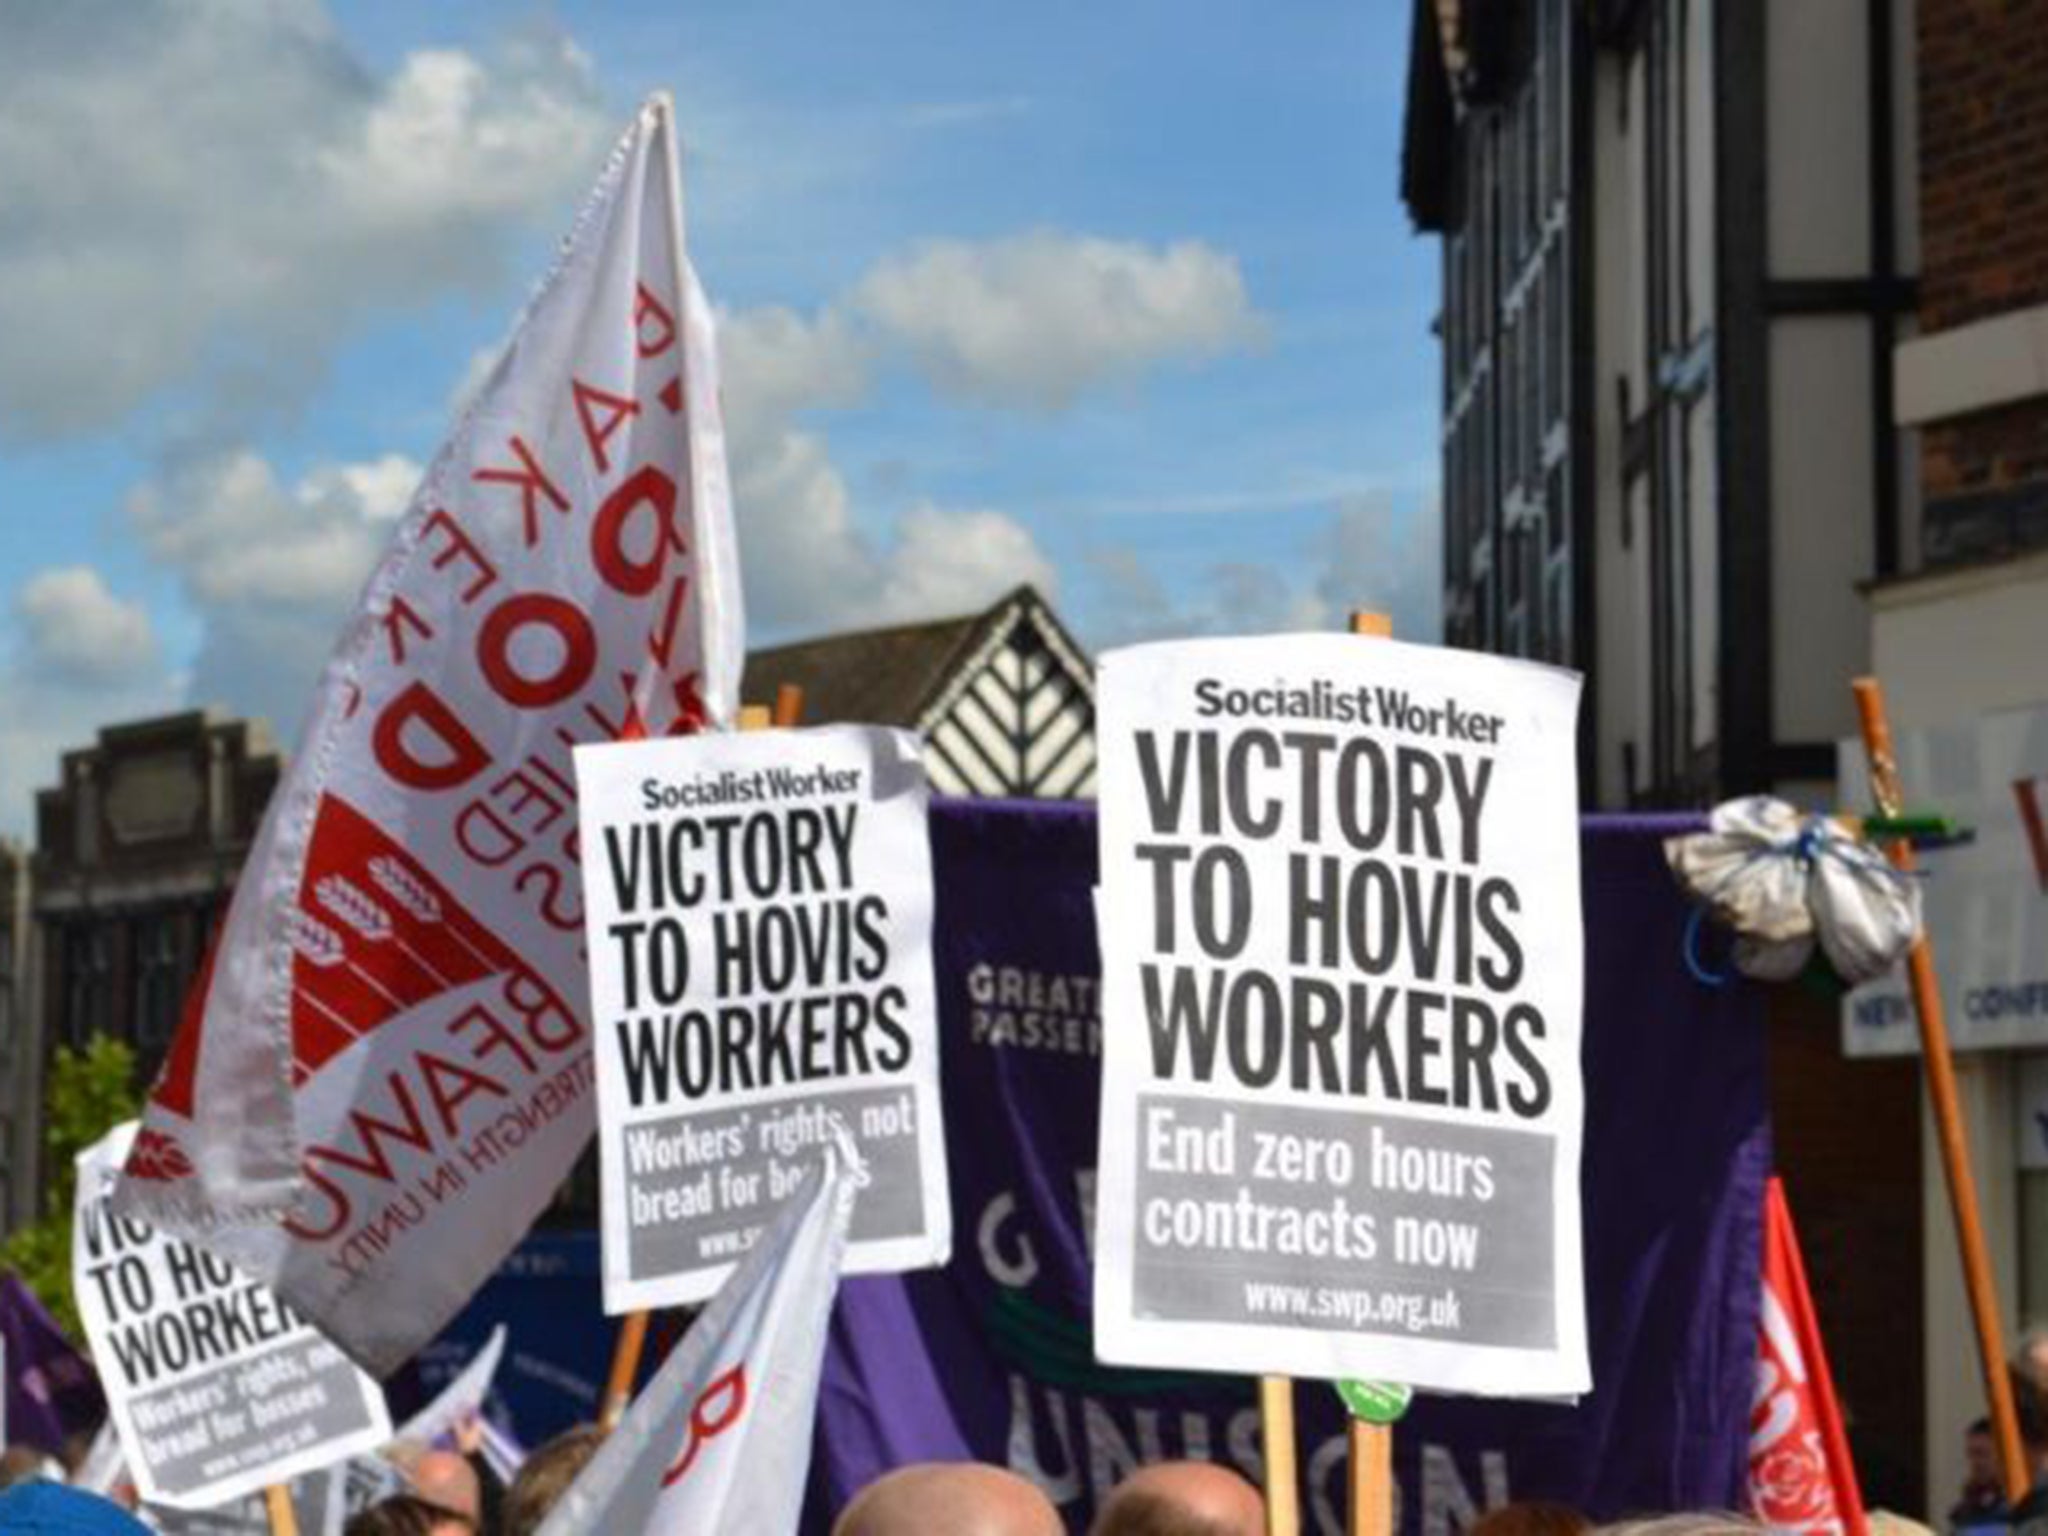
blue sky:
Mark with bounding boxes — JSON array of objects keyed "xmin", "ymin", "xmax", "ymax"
[{"xmin": 0, "ymin": 0, "xmax": 1438, "ymax": 833}]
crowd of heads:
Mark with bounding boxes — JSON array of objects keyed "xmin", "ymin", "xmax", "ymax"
[
  {"xmin": 0, "ymin": 1419, "xmax": 1931, "ymax": 1536},
  {"xmin": 0, "ymin": 1430, "xmax": 1828, "ymax": 1536}
]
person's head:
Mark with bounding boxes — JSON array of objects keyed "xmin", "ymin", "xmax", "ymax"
[
  {"xmin": 1, "ymin": 1444, "xmax": 56, "ymax": 1490},
  {"xmin": 1597, "ymin": 1517, "xmax": 1761, "ymax": 1536},
  {"xmin": 342, "ymin": 1494, "xmax": 476, "ymax": 1536},
  {"xmin": 502, "ymin": 1423, "xmax": 605, "ymax": 1536},
  {"xmin": 405, "ymin": 1449, "xmax": 481, "ymax": 1523},
  {"xmin": 835, "ymin": 1462, "xmax": 1064, "ymax": 1536},
  {"xmin": 59, "ymin": 1433, "xmax": 95, "ymax": 1479},
  {"xmin": 1963, "ymin": 1416, "xmax": 1999, "ymax": 1490},
  {"xmin": 2014, "ymin": 1364, "xmax": 2048, "ymax": 1467},
  {"xmin": 0, "ymin": 1480, "xmax": 152, "ymax": 1533},
  {"xmin": 2017, "ymin": 1324, "xmax": 2048, "ymax": 1388},
  {"xmin": 1089, "ymin": 1461, "xmax": 1264, "ymax": 1536},
  {"xmin": 1471, "ymin": 1503, "xmax": 1593, "ymax": 1536}
]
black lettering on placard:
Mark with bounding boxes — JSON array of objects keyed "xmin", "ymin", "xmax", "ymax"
[
  {"xmin": 606, "ymin": 776, "xmax": 917, "ymax": 1112},
  {"xmin": 86, "ymin": 1196, "xmax": 307, "ymax": 1391},
  {"xmin": 1135, "ymin": 700, "xmax": 1553, "ymax": 1122}
]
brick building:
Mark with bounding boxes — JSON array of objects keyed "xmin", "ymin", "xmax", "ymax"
[
  {"xmin": 1898, "ymin": 0, "xmax": 2048, "ymax": 562},
  {"xmin": 1876, "ymin": 0, "xmax": 2048, "ymax": 1506}
]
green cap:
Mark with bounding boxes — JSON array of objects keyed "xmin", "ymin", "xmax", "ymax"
[{"xmin": 1335, "ymin": 1379, "xmax": 1413, "ymax": 1424}]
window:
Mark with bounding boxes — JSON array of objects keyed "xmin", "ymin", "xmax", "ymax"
[
  {"xmin": 63, "ymin": 925, "xmax": 113, "ymax": 1049},
  {"xmin": 0, "ymin": 926, "xmax": 12, "ymax": 1051},
  {"xmin": 133, "ymin": 911, "xmax": 192, "ymax": 1053}
]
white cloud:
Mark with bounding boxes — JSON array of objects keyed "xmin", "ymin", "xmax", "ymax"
[
  {"xmin": 14, "ymin": 568, "xmax": 158, "ymax": 687},
  {"xmin": 297, "ymin": 454, "xmax": 423, "ymax": 522},
  {"xmin": 730, "ymin": 430, "xmax": 1051, "ymax": 636},
  {"xmin": 718, "ymin": 306, "xmax": 871, "ymax": 452},
  {"xmin": 449, "ymin": 343, "xmax": 507, "ymax": 417},
  {"xmin": 123, "ymin": 446, "xmax": 410, "ymax": 734},
  {"xmin": 710, "ymin": 229, "xmax": 1263, "ymax": 638},
  {"xmin": 1085, "ymin": 494, "xmax": 1440, "ymax": 647},
  {"xmin": 872, "ymin": 504, "xmax": 1058, "ymax": 620},
  {"xmin": 0, "ymin": 2, "xmax": 608, "ymax": 441},
  {"xmin": 854, "ymin": 231, "xmax": 1262, "ymax": 409},
  {"xmin": 1313, "ymin": 493, "xmax": 1440, "ymax": 642},
  {"xmin": 899, "ymin": 97, "xmax": 1035, "ymax": 129},
  {"xmin": 0, "ymin": 569, "xmax": 172, "ymax": 837}
]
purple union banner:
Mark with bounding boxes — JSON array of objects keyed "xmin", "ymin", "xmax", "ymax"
[{"xmin": 807, "ymin": 799, "xmax": 1767, "ymax": 1535}]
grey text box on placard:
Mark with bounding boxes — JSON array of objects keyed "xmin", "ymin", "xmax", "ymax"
[
  {"xmin": 621, "ymin": 1084, "xmax": 926, "ymax": 1280},
  {"xmin": 1130, "ymin": 1093, "xmax": 1557, "ymax": 1349}
]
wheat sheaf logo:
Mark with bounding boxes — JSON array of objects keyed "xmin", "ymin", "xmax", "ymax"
[{"xmin": 132, "ymin": 791, "xmax": 565, "ymax": 1183}]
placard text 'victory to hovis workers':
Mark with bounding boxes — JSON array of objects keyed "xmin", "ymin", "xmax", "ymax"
[
  {"xmin": 576, "ymin": 724, "xmax": 950, "ymax": 1312},
  {"xmin": 1093, "ymin": 634, "xmax": 1589, "ymax": 1397}
]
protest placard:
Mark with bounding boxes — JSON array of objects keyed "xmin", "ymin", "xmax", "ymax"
[
  {"xmin": 575, "ymin": 724, "xmax": 950, "ymax": 1312},
  {"xmin": 75, "ymin": 1124, "xmax": 391, "ymax": 1510},
  {"xmin": 1092, "ymin": 635, "xmax": 1589, "ymax": 1397}
]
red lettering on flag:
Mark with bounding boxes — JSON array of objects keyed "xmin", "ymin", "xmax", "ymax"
[
  {"xmin": 592, "ymin": 466, "xmax": 687, "ymax": 597},
  {"xmin": 472, "ymin": 438, "xmax": 570, "ymax": 548},
  {"xmin": 476, "ymin": 594, "xmax": 598, "ymax": 710},
  {"xmin": 634, "ymin": 283, "xmax": 677, "ymax": 358},
  {"xmin": 374, "ymin": 683, "xmax": 491, "ymax": 792},
  {"xmin": 380, "ymin": 596, "xmax": 434, "ymax": 667},
  {"xmin": 661, "ymin": 1365, "xmax": 748, "ymax": 1487},
  {"xmin": 647, "ymin": 574, "xmax": 692, "ymax": 672},
  {"xmin": 573, "ymin": 378, "xmax": 642, "ymax": 474},
  {"xmin": 421, "ymin": 510, "xmax": 500, "ymax": 603}
]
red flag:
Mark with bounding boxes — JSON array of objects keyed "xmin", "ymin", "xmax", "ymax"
[{"xmin": 1749, "ymin": 1176, "xmax": 1868, "ymax": 1536}]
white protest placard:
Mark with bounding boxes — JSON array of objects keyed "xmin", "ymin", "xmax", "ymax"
[
  {"xmin": 574, "ymin": 724, "xmax": 950, "ymax": 1312},
  {"xmin": 75, "ymin": 1124, "xmax": 391, "ymax": 1510},
  {"xmin": 1092, "ymin": 635, "xmax": 1589, "ymax": 1396}
]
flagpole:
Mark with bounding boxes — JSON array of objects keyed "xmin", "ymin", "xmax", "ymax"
[
  {"xmin": 1344, "ymin": 610, "xmax": 1397, "ymax": 1536},
  {"xmin": 1852, "ymin": 676, "xmax": 2029, "ymax": 1503}
]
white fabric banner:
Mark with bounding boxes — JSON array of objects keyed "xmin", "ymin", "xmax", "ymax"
[
  {"xmin": 387, "ymin": 1323, "xmax": 523, "ymax": 1482},
  {"xmin": 75, "ymin": 1124, "xmax": 391, "ymax": 1510},
  {"xmin": 535, "ymin": 1133, "xmax": 860, "ymax": 1536},
  {"xmin": 114, "ymin": 94, "xmax": 746, "ymax": 1375},
  {"xmin": 1091, "ymin": 635, "xmax": 1590, "ymax": 1396},
  {"xmin": 395, "ymin": 1324, "xmax": 504, "ymax": 1448},
  {"xmin": 574, "ymin": 725, "xmax": 949, "ymax": 1312}
]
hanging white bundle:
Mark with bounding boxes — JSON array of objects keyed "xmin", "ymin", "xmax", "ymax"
[{"xmin": 1665, "ymin": 796, "xmax": 1923, "ymax": 984}]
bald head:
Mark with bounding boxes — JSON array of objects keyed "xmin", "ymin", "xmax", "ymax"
[
  {"xmin": 1090, "ymin": 1461, "xmax": 1265, "ymax": 1536},
  {"xmin": 835, "ymin": 1462, "xmax": 1063, "ymax": 1536},
  {"xmin": 407, "ymin": 1449, "xmax": 480, "ymax": 1522}
]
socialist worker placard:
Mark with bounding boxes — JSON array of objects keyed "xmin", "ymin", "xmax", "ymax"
[{"xmin": 1092, "ymin": 634, "xmax": 1589, "ymax": 1397}]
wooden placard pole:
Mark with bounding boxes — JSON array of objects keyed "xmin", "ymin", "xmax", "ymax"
[
  {"xmin": 1259, "ymin": 1375, "xmax": 1302, "ymax": 1536},
  {"xmin": 599, "ymin": 1308, "xmax": 651, "ymax": 1431},
  {"xmin": 1346, "ymin": 610, "xmax": 1396, "ymax": 1536},
  {"xmin": 1852, "ymin": 676, "xmax": 2029, "ymax": 1503},
  {"xmin": 597, "ymin": 689, "xmax": 800, "ymax": 1431},
  {"xmin": 264, "ymin": 1484, "xmax": 299, "ymax": 1536}
]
